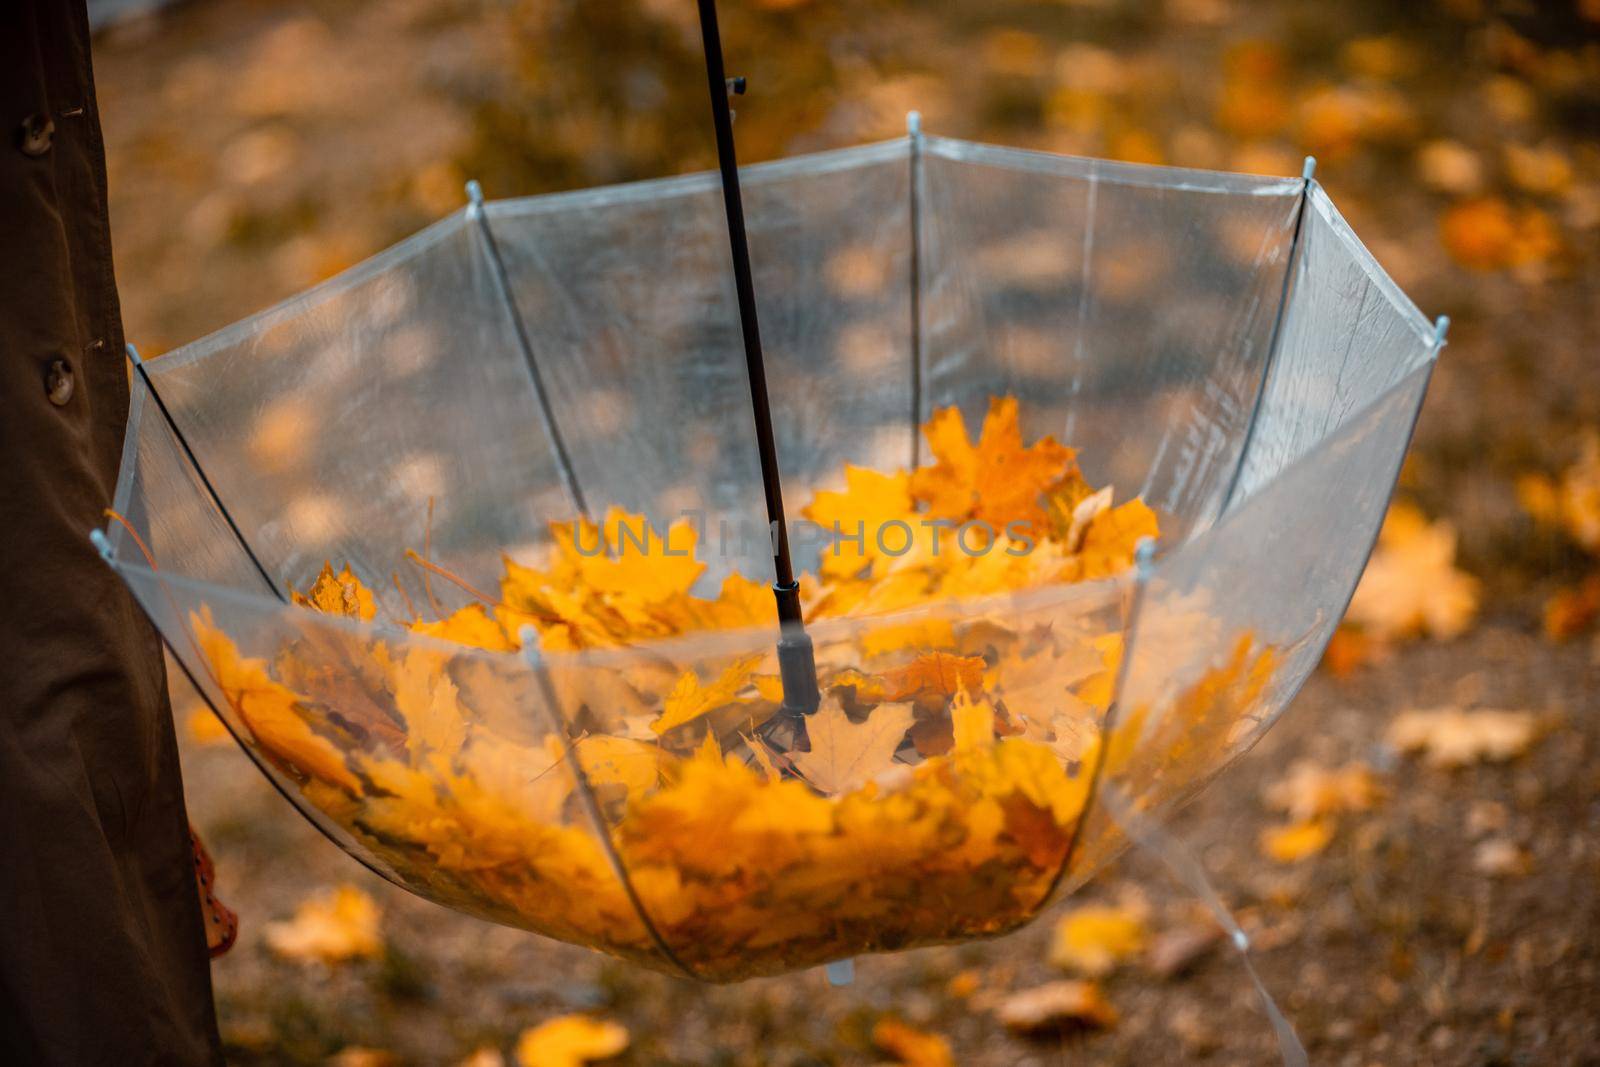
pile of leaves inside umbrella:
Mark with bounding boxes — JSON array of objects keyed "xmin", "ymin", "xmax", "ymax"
[{"xmin": 189, "ymin": 398, "xmax": 1270, "ymax": 979}]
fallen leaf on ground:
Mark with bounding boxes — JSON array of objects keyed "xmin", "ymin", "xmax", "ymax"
[
  {"xmin": 514, "ymin": 1016, "xmax": 628, "ymax": 1067},
  {"xmin": 946, "ymin": 969, "xmax": 982, "ymax": 998},
  {"xmin": 1259, "ymin": 819, "xmax": 1334, "ymax": 863},
  {"xmin": 994, "ymin": 980, "xmax": 1118, "ymax": 1035},
  {"xmin": 1048, "ymin": 903, "xmax": 1148, "ymax": 976},
  {"xmin": 871, "ymin": 1018, "xmax": 954, "ymax": 1067},
  {"xmin": 1541, "ymin": 575, "xmax": 1600, "ymax": 640},
  {"xmin": 1345, "ymin": 501, "xmax": 1479, "ymax": 642},
  {"xmin": 1386, "ymin": 708, "xmax": 1538, "ymax": 768},
  {"xmin": 1262, "ymin": 760, "xmax": 1382, "ymax": 823},
  {"xmin": 264, "ymin": 885, "xmax": 382, "ymax": 963},
  {"xmin": 327, "ymin": 1049, "xmax": 398, "ymax": 1067},
  {"xmin": 1439, "ymin": 197, "xmax": 1559, "ymax": 271},
  {"xmin": 1145, "ymin": 922, "xmax": 1221, "ymax": 979},
  {"xmin": 1519, "ymin": 430, "xmax": 1600, "ymax": 554},
  {"xmin": 1474, "ymin": 838, "xmax": 1532, "ymax": 878}
]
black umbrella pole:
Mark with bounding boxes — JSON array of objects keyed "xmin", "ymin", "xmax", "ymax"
[{"xmin": 695, "ymin": 0, "xmax": 820, "ymax": 724}]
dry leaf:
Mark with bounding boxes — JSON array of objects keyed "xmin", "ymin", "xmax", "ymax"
[
  {"xmin": 994, "ymin": 980, "xmax": 1118, "ymax": 1035},
  {"xmin": 1346, "ymin": 501, "xmax": 1479, "ymax": 641},
  {"xmin": 327, "ymin": 1049, "xmax": 398, "ymax": 1067},
  {"xmin": 910, "ymin": 396, "xmax": 1076, "ymax": 534},
  {"xmin": 1048, "ymin": 903, "xmax": 1148, "ymax": 976},
  {"xmin": 871, "ymin": 1018, "xmax": 954, "ymax": 1067},
  {"xmin": 1542, "ymin": 575, "xmax": 1600, "ymax": 640},
  {"xmin": 1386, "ymin": 708, "xmax": 1538, "ymax": 768},
  {"xmin": 650, "ymin": 655, "xmax": 765, "ymax": 734},
  {"xmin": 1259, "ymin": 819, "xmax": 1334, "ymax": 863},
  {"xmin": 1262, "ymin": 760, "xmax": 1381, "ymax": 823},
  {"xmin": 1415, "ymin": 140, "xmax": 1484, "ymax": 195},
  {"xmin": 1440, "ymin": 198, "xmax": 1559, "ymax": 272},
  {"xmin": 1473, "ymin": 838, "xmax": 1532, "ymax": 878},
  {"xmin": 1519, "ymin": 430, "xmax": 1600, "ymax": 555},
  {"xmin": 1145, "ymin": 922, "xmax": 1220, "ymax": 979},
  {"xmin": 946, "ymin": 969, "xmax": 982, "ymax": 998},
  {"xmin": 514, "ymin": 1016, "xmax": 628, "ymax": 1067},
  {"xmin": 264, "ymin": 885, "xmax": 382, "ymax": 963},
  {"xmin": 791, "ymin": 697, "xmax": 913, "ymax": 794}
]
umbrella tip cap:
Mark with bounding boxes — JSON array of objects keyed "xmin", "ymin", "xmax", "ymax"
[
  {"xmin": 1301, "ymin": 156, "xmax": 1317, "ymax": 182},
  {"xmin": 125, "ymin": 342, "xmax": 143, "ymax": 366},
  {"xmin": 1433, "ymin": 315, "xmax": 1450, "ymax": 345},
  {"xmin": 89, "ymin": 527, "xmax": 114, "ymax": 563},
  {"xmin": 465, "ymin": 180, "xmax": 484, "ymax": 211},
  {"xmin": 825, "ymin": 958, "xmax": 855, "ymax": 986},
  {"xmin": 1134, "ymin": 537, "xmax": 1157, "ymax": 581},
  {"xmin": 906, "ymin": 110, "xmax": 921, "ymax": 136},
  {"xmin": 517, "ymin": 624, "xmax": 543, "ymax": 665}
]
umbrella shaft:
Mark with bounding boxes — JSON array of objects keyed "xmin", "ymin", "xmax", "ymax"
[
  {"xmin": 695, "ymin": 0, "xmax": 819, "ymax": 720},
  {"xmin": 694, "ymin": 0, "xmax": 793, "ymax": 595}
]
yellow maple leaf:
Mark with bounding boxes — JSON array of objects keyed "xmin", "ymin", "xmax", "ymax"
[
  {"xmin": 291, "ymin": 561, "xmax": 377, "ymax": 621},
  {"xmin": 191, "ymin": 608, "xmax": 361, "ymax": 794},
  {"xmin": 411, "ymin": 602, "xmax": 516, "ymax": 652},
  {"xmin": 792, "ymin": 697, "xmax": 912, "ymax": 794},
  {"xmin": 514, "ymin": 1015, "xmax": 628, "ymax": 1067},
  {"xmin": 803, "ymin": 464, "xmax": 918, "ymax": 580},
  {"xmin": 911, "ymin": 397, "xmax": 1077, "ymax": 533},
  {"xmin": 649, "ymin": 654, "xmax": 765, "ymax": 734},
  {"xmin": 263, "ymin": 884, "xmax": 382, "ymax": 963},
  {"xmin": 1057, "ymin": 498, "xmax": 1159, "ymax": 582},
  {"xmin": 574, "ymin": 735, "xmax": 665, "ymax": 794},
  {"xmin": 1049, "ymin": 903, "xmax": 1148, "ymax": 976},
  {"xmin": 580, "ymin": 508, "xmax": 705, "ymax": 604},
  {"xmin": 881, "ymin": 651, "xmax": 987, "ymax": 702},
  {"xmin": 1345, "ymin": 500, "xmax": 1479, "ymax": 641},
  {"xmin": 391, "ymin": 649, "xmax": 468, "ymax": 764}
]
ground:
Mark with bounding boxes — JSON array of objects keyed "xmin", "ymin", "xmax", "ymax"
[{"xmin": 89, "ymin": 0, "xmax": 1599, "ymax": 1063}]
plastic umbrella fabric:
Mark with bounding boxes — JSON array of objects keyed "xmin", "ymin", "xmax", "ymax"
[{"xmin": 99, "ymin": 128, "xmax": 1443, "ymax": 982}]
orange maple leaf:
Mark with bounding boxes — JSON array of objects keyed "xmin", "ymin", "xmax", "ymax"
[{"xmin": 911, "ymin": 397, "xmax": 1077, "ymax": 534}]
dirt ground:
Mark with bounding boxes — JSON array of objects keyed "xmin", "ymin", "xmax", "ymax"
[{"xmin": 89, "ymin": 0, "xmax": 1599, "ymax": 1063}]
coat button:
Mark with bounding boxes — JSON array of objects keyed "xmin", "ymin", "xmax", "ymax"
[
  {"xmin": 19, "ymin": 113, "xmax": 54, "ymax": 157},
  {"xmin": 45, "ymin": 359, "xmax": 75, "ymax": 406}
]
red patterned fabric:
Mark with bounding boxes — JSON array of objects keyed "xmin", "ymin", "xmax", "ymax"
[{"xmin": 190, "ymin": 827, "xmax": 237, "ymax": 958}]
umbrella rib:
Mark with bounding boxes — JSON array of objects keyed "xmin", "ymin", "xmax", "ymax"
[
  {"xmin": 519, "ymin": 634, "xmax": 699, "ymax": 980},
  {"xmin": 1215, "ymin": 158, "xmax": 1316, "ymax": 519},
  {"xmin": 466, "ymin": 182, "xmax": 590, "ymax": 518},
  {"xmin": 1037, "ymin": 538, "xmax": 1156, "ymax": 910},
  {"xmin": 124, "ymin": 344, "xmax": 285, "ymax": 602},
  {"xmin": 88, "ymin": 529, "xmax": 413, "ymax": 894},
  {"xmin": 907, "ymin": 110, "xmax": 926, "ymax": 468}
]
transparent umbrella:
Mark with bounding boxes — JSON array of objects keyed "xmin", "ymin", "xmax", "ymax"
[{"xmin": 98, "ymin": 91, "xmax": 1442, "ymax": 981}]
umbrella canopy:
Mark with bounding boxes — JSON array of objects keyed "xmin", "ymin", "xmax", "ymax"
[{"xmin": 101, "ymin": 131, "xmax": 1442, "ymax": 981}]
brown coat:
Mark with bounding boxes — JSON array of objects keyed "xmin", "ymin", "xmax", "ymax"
[{"xmin": 0, "ymin": 2, "xmax": 222, "ymax": 1062}]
